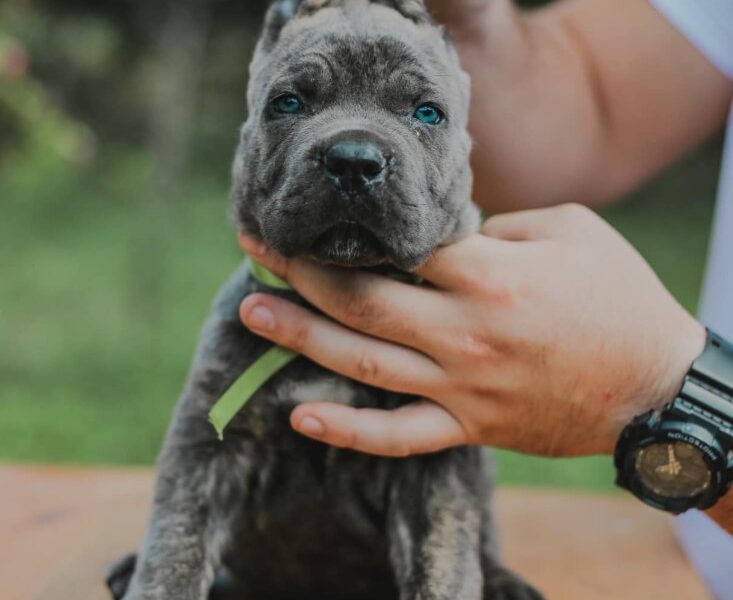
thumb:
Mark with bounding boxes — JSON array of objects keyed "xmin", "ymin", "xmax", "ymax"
[{"xmin": 482, "ymin": 203, "xmax": 594, "ymax": 241}]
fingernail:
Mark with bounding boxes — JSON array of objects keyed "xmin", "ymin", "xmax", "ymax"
[
  {"xmin": 298, "ymin": 416, "xmax": 325, "ymax": 437},
  {"xmin": 246, "ymin": 305, "xmax": 275, "ymax": 331}
]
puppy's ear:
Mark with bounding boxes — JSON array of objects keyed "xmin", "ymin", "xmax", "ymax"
[
  {"xmin": 379, "ymin": 0, "xmax": 432, "ymax": 24},
  {"xmin": 261, "ymin": 0, "xmax": 432, "ymax": 51},
  {"xmin": 261, "ymin": 0, "xmax": 303, "ymax": 49}
]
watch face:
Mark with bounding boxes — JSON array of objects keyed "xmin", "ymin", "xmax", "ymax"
[{"xmin": 634, "ymin": 441, "xmax": 712, "ymax": 499}]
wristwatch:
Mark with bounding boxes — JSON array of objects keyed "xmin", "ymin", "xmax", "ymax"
[{"xmin": 615, "ymin": 330, "xmax": 733, "ymax": 514}]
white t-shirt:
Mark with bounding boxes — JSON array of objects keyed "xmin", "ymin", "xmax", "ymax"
[
  {"xmin": 702, "ymin": 111, "xmax": 733, "ymax": 341},
  {"xmin": 647, "ymin": 1, "xmax": 733, "ymax": 598},
  {"xmin": 647, "ymin": 1, "xmax": 733, "ymax": 337}
]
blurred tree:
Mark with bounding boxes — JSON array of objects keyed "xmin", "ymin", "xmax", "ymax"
[
  {"xmin": 2, "ymin": 0, "xmax": 268, "ymax": 170},
  {"xmin": 4, "ymin": 0, "xmax": 550, "ymax": 174}
]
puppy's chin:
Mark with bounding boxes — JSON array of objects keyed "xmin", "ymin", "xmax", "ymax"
[{"xmin": 307, "ymin": 223, "xmax": 386, "ymax": 268}]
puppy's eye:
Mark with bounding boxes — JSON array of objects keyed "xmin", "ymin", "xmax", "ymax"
[
  {"xmin": 413, "ymin": 103, "xmax": 444, "ymax": 125},
  {"xmin": 272, "ymin": 94, "xmax": 305, "ymax": 115}
]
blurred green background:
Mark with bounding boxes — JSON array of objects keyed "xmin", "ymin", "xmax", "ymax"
[{"xmin": 0, "ymin": 0, "xmax": 724, "ymax": 492}]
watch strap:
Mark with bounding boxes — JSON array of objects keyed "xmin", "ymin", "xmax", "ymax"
[
  {"xmin": 675, "ymin": 331, "xmax": 733, "ymax": 494},
  {"xmin": 690, "ymin": 331, "xmax": 733, "ymax": 397}
]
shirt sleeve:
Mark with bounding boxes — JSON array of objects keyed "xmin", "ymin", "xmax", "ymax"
[{"xmin": 648, "ymin": 0, "xmax": 733, "ymax": 79}]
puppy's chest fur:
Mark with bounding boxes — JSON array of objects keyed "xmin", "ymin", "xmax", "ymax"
[
  {"xmin": 230, "ymin": 368, "xmax": 405, "ymax": 515},
  {"xmin": 185, "ymin": 263, "xmax": 418, "ymax": 595},
  {"xmin": 225, "ymin": 376, "xmax": 403, "ymax": 598}
]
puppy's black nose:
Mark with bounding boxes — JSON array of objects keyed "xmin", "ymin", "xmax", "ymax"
[{"xmin": 323, "ymin": 141, "xmax": 387, "ymax": 191}]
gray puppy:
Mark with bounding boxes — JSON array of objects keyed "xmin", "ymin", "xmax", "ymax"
[{"xmin": 108, "ymin": 1, "xmax": 545, "ymax": 599}]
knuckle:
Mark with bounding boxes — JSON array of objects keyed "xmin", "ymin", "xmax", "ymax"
[
  {"xmin": 355, "ymin": 351, "xmax": 381, "ymax": 383},
  {"xmin": 446, "ymin": 256, "xmax": 515, "ymax": 306},
  {"xmin": 484, "ymin": 281, "xmax": 516, "ymax": 307},
  {"xmin": 451, "ymin": 261, "xmax": 485, "ymax": 292},
  {"xmin": 455, "ymin": 331, "xmax": 498, "ymax": 363},
  {"xmin": 286, "ymin": 321, "xmax": 309, "ymax": 353},
  {"xmin": 557, "ymin": 202, "xmax": 591, "ymax": 222},
  {"xmin": 341, "ymin": 426, "xmax": 359, "ymax": 451},
  {"xmin": 387, "ymin": 425, "xmax": 412, "ymax": 457},
  {"xmin": 338, "ymin": 285, "xmax": 383, "ymax": 326},
  {"xmin": 461, "ymin": 270, "xmax": 516, "ymax": 308},
  {"xmin": 481, "ymin": 214, "xmax": 504, "ymax": 236}
]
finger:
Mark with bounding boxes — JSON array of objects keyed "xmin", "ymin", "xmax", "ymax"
[
  {"xmin": 241, "ymin": 231, "xmax": 489, "ymax": 296},
  {"xmin": 482, "ymin": 203, "xmax": 595, "ymax": 241},
  {"xmin": 413, "ymin": 234, "xmax": 505, "ymax": 290},
  {"xmin": 239, "ymin": 231, "xmax": 288, "ymax": 272},
  {"xmin": 290, "ymin": 400, "xmax": 468, "ymax": 457},
  {"xmin": 240, "ymin": 233, "xmax": 454, "ymax": 350},
  {"xmin": 238, "ymin": 232, "xmax": 268, "ymax": 256},
  {"xmin": 240, "ymin": 294, "xmax": 445, "ymax": 396}
]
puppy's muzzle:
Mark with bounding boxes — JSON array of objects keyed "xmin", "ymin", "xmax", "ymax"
[{"xmin": 321, "ymin": 131, "xmax": 389, "ymax": 193}]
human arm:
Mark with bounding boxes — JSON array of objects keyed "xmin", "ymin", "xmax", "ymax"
[{"xmin": 428, "ymin": 0, "xmax": 733, "ymax": 212}]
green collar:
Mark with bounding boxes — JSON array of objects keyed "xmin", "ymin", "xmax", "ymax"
[
  {"xmin": 208, "ymin": 257, "xmax": 420, "ymax": 439},
  {"xmin": 248, "ymin": 258, "xmax": 292, "ymax": 291}
]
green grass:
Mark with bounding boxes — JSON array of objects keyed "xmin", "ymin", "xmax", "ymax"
[
  {"xmin": 0, "ymin": 139, "xmax": 721, "ymax": 492},
  {"xmin": 1, "ymin": 152, "xmax": 244, "ymax": 464}
]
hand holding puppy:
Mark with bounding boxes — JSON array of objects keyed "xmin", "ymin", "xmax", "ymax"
[{"xmin": 240, "ymin": 204, "xmax": 705, "ymax": 458}]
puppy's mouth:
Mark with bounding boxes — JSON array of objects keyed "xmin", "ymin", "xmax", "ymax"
[{"xmin": 307, "ymin": 222, "xmax": 386, "ymax": 267}]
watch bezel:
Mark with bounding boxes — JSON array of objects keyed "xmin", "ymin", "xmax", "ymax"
[{"xmin": 615, "ymin": 414, "xmax": 729, "ymax": 513}]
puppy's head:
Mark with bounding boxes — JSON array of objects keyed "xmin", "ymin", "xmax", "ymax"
[{"xmin": 232, "ymin": 0, "xmax": 478, "ymax": 270}]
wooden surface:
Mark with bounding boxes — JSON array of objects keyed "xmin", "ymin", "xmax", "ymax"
[{"xmin": 1, "ymin": 464, "xmax": 710, "ymax": 600}]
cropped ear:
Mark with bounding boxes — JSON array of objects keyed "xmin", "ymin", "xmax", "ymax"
[
  {"xmin": 261, "ymin": 0, "xmax": 432, "ymax": 51},
  {"xmin": 261, "ymin": 0, "xmax": 303, "ymax": 50},
  {"xmin": 378, "ymin": 0, "xmax": 432, "ymax": 24}
]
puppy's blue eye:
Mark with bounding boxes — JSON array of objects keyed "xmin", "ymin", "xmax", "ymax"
[
  {"xmin": 414, "ymin": 103, "xmax": 444, "ymax": 125},
  {"xmin": 273, "ymin": 94, "xmax": 305, "ymax": 115}
]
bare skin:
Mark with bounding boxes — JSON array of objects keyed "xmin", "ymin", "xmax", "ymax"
[
  {"xmin": 431, "ymin": 0, "xmax": 733, "ymax": 212},
  {"xmin": 239, "ymin": 0, "xmax": 733, "ymax": 532}
]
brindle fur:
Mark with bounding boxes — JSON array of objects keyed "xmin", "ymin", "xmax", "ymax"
[{"xmin": 110, "ymin": 2, "xmax": 545, "ymax": 599}]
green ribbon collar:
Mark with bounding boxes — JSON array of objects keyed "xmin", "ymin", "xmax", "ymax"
[{"xmin": 208, "ymin": 257, "xmax": 421, "ymax": 439}]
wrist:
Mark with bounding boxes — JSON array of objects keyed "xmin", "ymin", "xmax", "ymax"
[
  {"xmin": 653, "ymin": 317, "xmax": 707, "ymax": 412},
  {"xmin": 601, "ymin": 316, "xmax": 707, "ymax": 456}
]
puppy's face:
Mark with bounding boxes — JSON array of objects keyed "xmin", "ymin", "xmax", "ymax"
[{"xmin": 232, "ymin": 0, "xmax": 478, "ymax": 270}]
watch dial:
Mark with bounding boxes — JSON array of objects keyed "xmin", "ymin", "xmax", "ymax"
[{"xmin": 634, "ymin": 442, "xmax": 711, "ymax": 499}]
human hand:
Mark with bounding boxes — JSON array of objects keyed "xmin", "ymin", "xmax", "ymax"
[{"xmin": 239, "ymin": 204, "xmax": 705, "ymax": 458}]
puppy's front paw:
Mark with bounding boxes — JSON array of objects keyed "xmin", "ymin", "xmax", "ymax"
[
  {"xmin": 106, "ymin": 553, "xmax": 137, "ymax": 600},
  {"xmin": 484, "ymin": 567, "xmax": 545, "ymax": 600}
]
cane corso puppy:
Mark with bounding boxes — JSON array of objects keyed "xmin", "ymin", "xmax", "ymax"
[{"xmin": 108, "ymin": 1, "xmax": 544, "ymax": 599}]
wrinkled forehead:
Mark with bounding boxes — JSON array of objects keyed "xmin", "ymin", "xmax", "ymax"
[{"xmin": 264, "ymin": 4, "xmax": 461, "ymax": 105}]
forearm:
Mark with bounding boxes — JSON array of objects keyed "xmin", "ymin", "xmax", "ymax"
[
  {"xmin": 442, "ymin": 0, "xmax": 733, "ymax": 213},
  {"xmin": 446, "ymin": 0, "xmax": 606, "ymax": 212}
]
